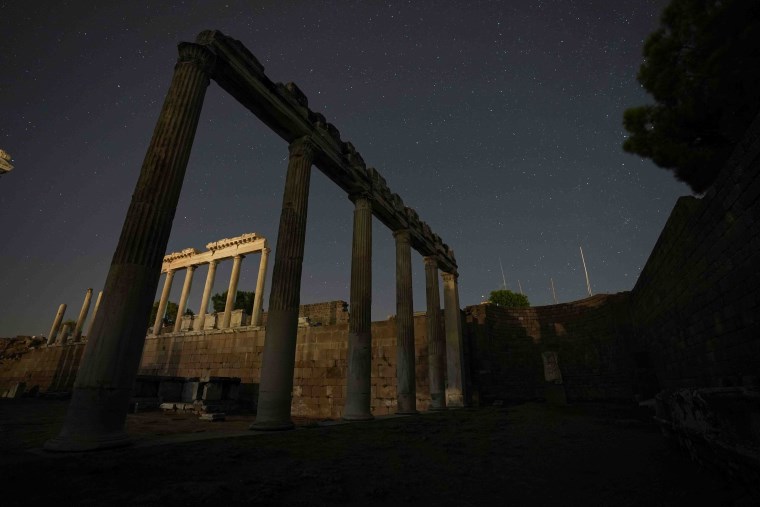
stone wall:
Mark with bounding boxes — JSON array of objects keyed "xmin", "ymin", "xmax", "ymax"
[
  {"xmin": 0, "ymin": 342, "xmax": 85, "ymax": 394},
  {"xmin": 465, "ymin": 293, "xmax": 636, "ymax": 403},
  {"xmin": 628, "ymin": 115, "xmax": 760, "ymax": 390},
  {"xmin": 139, "ymin": 314, "xmax": 430, "ymax": 418},
  {"xmin": 1, "ymin": 310, "xmax": 432, "ymax": 418}
]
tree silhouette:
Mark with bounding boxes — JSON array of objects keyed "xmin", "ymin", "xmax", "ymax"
[{"xmin": 623, "ymin": 0, "xmax": 760, "ymax": 193}]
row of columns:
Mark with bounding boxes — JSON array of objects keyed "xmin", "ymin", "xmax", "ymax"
[
  {"xmin": 46, "ymin": 289, "xmax": 103, "ymax": 346},
  {"xmin": 151, "ymin": 247, "xmax": 270, "ymax": 335},
  {"xmin": 46, "ymin": 41, "xmax": 465, "ymax": 451},
  {"xmin": 251, "ymin": 137, "xmax": 466, "ymax": 429}
]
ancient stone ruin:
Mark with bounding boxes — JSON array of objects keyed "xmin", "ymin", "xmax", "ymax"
[{"xmin": 43, "ymin": 30, "xmax": 465, "ymax": 451}]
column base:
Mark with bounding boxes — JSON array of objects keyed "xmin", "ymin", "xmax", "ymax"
[
  {"xmin": 249, "ymin": 420, "xmax": 295, "ymax": 431},
  {"xmin": 428, "ymin": 392, "xmax": 446, "ymax": 411},
  {"xmin": 44, "ymin": 386, "xmax": 133, "ymax": 452}
]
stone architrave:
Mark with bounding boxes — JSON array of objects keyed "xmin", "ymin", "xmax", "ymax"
[
  {"xmin": 47, "ymin": 304, "xmax": 67, "ymax": 346},
  {"xmin": 84, "ymin": 291, "xmax": 103, "ymax": 340},
  {"xmin": 251, "ymin": 136, "xmax": 316, "ymax": 431},
  {"xmin": 196, "ymin": 260, "xmax": 218, "ymax": 330},
  {"xmin": 394, "ymin": 229, "xmax": 417, "ymax": 414},
  {"xmin": 221, "ymin": 255, "xmax": 244, "ymax": 329},
  {"xmin": 344, "ymin": 194, "xmax": 373, "ymax": 420},
  {"xmin": 44, "ymin": 42, "xmax": 215, "ymax": 452},
  {"xmin": 424, "ymin": 256, "xmax": 446, "ymax": 410},
  {"xmin": 174, "ymin": 266, "xmax": 196, "ymax": 332},
  {"xmin": 72, "ymin": 288, "xmax": 93, "ymax": 342},
  {"xmin": 251, "ymin": 247, "xmax": 269, "ymax": 327},
  {"xmin": 153, "ymin": 269, "xmax": 176, "ymax": 335},
  {"xmin": 442, "ymin": 271, "xmax": 465, "ymax": 408}
]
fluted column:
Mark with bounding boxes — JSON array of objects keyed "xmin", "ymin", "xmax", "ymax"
[
  {"xmin": 47, "ymin": 304, "xmax": 67, "ymax": 346},
  {"xmin": 153, "ymin": 270, "xmax": 176, "ymax": 335},
  {"xmin": 394, "ymin": 229, "xmax": 417, "ymax": 414},
  {"xmin": 251, "ymin": 136, "xmax": 316, "ymax": 430},
  {"xmin": 45, "ymin": 42, "xmax": 215, "ymax": 452},
  {"xmin": 174, "ymin": 266, "xmax": 195, "ymax": 332},
  {"xmin": 424, "ymin": 257, "xmax": 446, "ymax": 410},
  {"xmin": 72, "ymin": 288, "xmax": 93, "ymax": 342},
  {"xmin": 195, "ymin": 260, "xmax": 218, "ymax": 330},
  {"xmin": 58, "ymin": 323, "xmax": 72, "ymax": 346},
  {"xmin": 344, "ymin": 195, "xmax": 373, "ymax": 420},
  {"xmin": 250, "ymin": 247, "xmax": 269, "ymax": 327},
  {"xmin": 442, "ymin": 271, "xmax": 465, "ymax": 408},
  {"xmin": 84, "ymin": 291, "xmax": 103, "ymax": 340},
  {"xmin": 222, "ymin": 255, "xmax": 244, "ymax": 329}
]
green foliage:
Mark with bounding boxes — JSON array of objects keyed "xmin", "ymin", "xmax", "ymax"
[
  {"xmin": 623, "ymin": 0, "xmax": 760, "ymax": 193},
  {"xmin": 488, "ymin": 289, "xmax": 530, "ymax": 308},
  {"xmin": 149, "ymin": 300, "xmax": 179, "ymax": 324},
  {"xmin": 211, "ymin": 290, "xmax": 254, "ymax": 313}
]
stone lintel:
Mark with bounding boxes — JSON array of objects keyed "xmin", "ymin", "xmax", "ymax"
[
  {"xmin": 192, "ymin": 29, "xmax": 457, "ymax": 275},
  {"xmin": 161, "ymin": 234, "xmax": 267, "ymax": 272}
]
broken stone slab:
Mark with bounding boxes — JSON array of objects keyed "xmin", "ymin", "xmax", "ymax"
[
  {"xmin": 159, "ymin": 402, "xmax": 177, "ymax": 411},
  {"xmin": 199, "ymin": 413, "xmax": 225, "ymax": 421}
]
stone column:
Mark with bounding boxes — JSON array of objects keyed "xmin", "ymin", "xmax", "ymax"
[
  {"xmin": 174, "ymin": 266, "xmax": 196, "ymax": 332},
  {"xmin": 344, "ymin": 195, "xmax": 373, "ymax": 420},
  {"xmin": 250, "ymin": 247, "xmax": 269, "ymax": 327},
  {"xmin": 72, "ymin": 288, "xmax": 93, "ymax": 342},
  {"xmin": 45, "ymin": 42, "xmax": 215, "ymax": 452},
  {"xmin": 424, "ymin": 257, "xmax": 446, "ymax": 410},
  {"xmin": 152, "ymin": 269, "xmax": 176, "ymax": 335},
  {"xmin": 442, "ymin": 271, "xmax": 465, "ymax": 408},
  {"xmin": 394, "ymin": 229, "xmax": 417, "ymax": 414},
  {"xmin": 195, "ymin": 260, "xmax": 218, "ymax": 330},
  {"xmin": 251, "ymin": 137, "xmax": 316, "ymax": 430},
  {"xmin": 222, "ymin": 255, "xmax": 244, "ymax": 329},
  {"xmin": 47, "ymin": 304, "xmax": 67, "ymax": 346},
  {"xmin": 84, "ymin": 291, "xmax": 103, "ymax": 340},
  {"xmin": 58, "ymin": 323, "xmax": 72, "ymax": 346}
]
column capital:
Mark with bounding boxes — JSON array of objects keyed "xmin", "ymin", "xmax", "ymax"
[
  {"xmin": 288, "ymin": 136, "xmax": 318, "ymax": 159},
  {"xmin": 186, "ymin": 264, "xmax": 196, "ymax": 272},
  {"xmin": 441, "ymin": 271, "xmax": 458, "ymax": 282},
  {"xmin": 233, "ymin": 254, "xmax": 245, "ymax": 260},
  {"xmin": 177, "ymin": 42, "xmax": 216, "ymax": 75},
  {"xmin": 349, "ymin": 192, "xmax": 372, "ymax": 207},
  {"xmin": 207, "ymin": 259, "xmax": 219, "ymax": 267},
  {"xmin": 423, "ymin": 255, "xmax": 439, "ymax": 268},
  {"xmin": 393, "ymin": 228, "xmax": 411, "ymax": 242}
]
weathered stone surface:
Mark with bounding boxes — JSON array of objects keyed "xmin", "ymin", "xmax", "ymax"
[
  {"xmin": 202, "ymin": 382, "xmax": 223, "ymax": 401},
  {"xmin": 199, "ymin": 412, "xmax": 225, "ymax": 421}
]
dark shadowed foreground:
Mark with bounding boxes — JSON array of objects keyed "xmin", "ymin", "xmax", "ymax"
[{"xmin": 0, "ymin": 399, "xmax": 754, "ymax": 506}]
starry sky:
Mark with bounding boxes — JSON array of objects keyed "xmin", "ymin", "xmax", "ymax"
[{"xmin": 0, "ymin": 0, "xmax": 690, "ymax": 337}]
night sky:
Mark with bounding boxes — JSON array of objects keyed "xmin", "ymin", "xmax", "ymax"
[{"xmin": 0, "ymin": 0, "xmax": 689, "ymax": 337}]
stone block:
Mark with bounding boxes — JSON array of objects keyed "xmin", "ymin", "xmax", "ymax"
[
  {"xmin": 202, "ymin": 382, "xmax": 223, "ymax": 401},
  {"xmin": 158, "ymin": 379, "xmax": 183, "ymax": 402},
  {"xmin": 6, "ymin": 382, "xmax": 26, "ymax": 399},
  {"xmin": 182, "ymin": 381, "xmax": 202, "ymax": 402}
]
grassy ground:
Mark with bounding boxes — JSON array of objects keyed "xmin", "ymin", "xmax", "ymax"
[{"xmin": 0, "ymin": 398, "xmax": 754, "ymax": 506}]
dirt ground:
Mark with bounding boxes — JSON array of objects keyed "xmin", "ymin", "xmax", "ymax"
[{"xmin": 0, "ymin": 398, "xmax": 755, "ymax": 506}]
